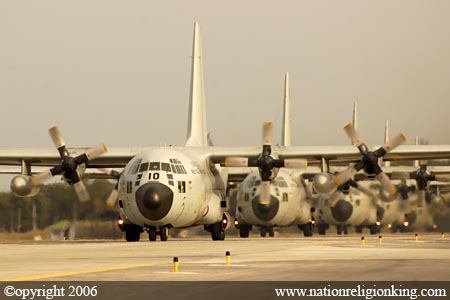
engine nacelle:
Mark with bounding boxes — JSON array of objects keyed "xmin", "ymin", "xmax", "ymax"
[
  {"xmin": 10, "ymin": 175, "xmax": 41, "ymax": 197},
  {"xmin": 312, "ymin": 173, "xmax": 338, "ymax": 195}
]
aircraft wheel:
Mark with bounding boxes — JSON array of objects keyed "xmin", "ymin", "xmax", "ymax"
[
  {"xmin": 125, "ymin": 228, "xmax": 140, "ymax": 242},
  {"xmin": 160, "ymin": 226, "xmax": 168, "ymax": 241},
  {"xmin": 148, "ymin": 227, "xmax": 157, "ymax": 241},
  {"xmin": 337, "ymin": 225, "xmax": 343, "ymax": 235},
  {"xmin": 343, "ymin": 226, "xmax": 349, "ymax": 235},
  {"xmin": 239, "ymin": 225, "xmax": 250, "ymax": 238},
  {"xmin": 369, "ymin": 224, "xmax": 379, "ymax": 235},
  {"xmin": 260, "ymin": 227, "xmax": 267, "ymax": 237},
  {"xmin": 268, "ymin": 226, "xmax": 275, "ymax": 237},
  {"xmin": 211, "ymin": 222, "xmax": 225, "ymax": 241},
  {"xmin": 303, "ymin": 222, "xmax": 313, "ymax": 237},
  {"xmin": 317, "ymin": 223, "xmax": 327, "ymax": 235},
  {"xmin": 355, "ymin": 225, "xmax": 363, "ymax": 234}
]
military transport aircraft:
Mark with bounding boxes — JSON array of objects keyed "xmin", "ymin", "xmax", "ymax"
[
  {"xmin": 231, "ymin": 73, "xmax": 314, "ymax": 238},
  {"xmin": 311, "ymin": 103, "xmax": 383, "ymax": 235},
  {"xmin": 2, "ymin": 22, "xmax": 450, "ymax": 242}
]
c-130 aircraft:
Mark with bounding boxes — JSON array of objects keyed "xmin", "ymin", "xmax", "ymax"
[{"xmin": 3, "ymin": 22, "xmax": 450, "ymax": 242}]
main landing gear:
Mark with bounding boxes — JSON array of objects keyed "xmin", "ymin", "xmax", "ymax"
[
  {"xmin": 122, "ymin": 223, "xmax": 170, "ymax": 242},
  {"xmin": 260, "ymin": 226, "xmax": 275, "ymax": 237},
  {"xmin": 298, "ymin": 222, "xmax": 314, "ymax": 237},
  {"xmin": 205, "ymin": 221, "xmax": 225, "ymax": 241},
  {"xmin": 147, "ymin": 226, "xmax": 169, "ymax": 241}
]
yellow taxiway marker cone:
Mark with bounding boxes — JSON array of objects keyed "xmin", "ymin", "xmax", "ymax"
[
  {"xmin": 361, "ymin": 237, "xmax": 365, "ymax": 246},
  {"xmin": 226, "ymin": 251, "xmax": 231, "ymax": 265},
  {"xmin": 378, "ymin": 235, "xmax": 382, "ymax": 244},
  {"xmin": 441, "ymin": 232, "xmax": 445, "ymax": 239},
  {"xmin": 415, "ymin": 233, "xmax": 419, "ymax": 241},
  {"xmin": 173, "ymin": 257, "xmax": 179, "ymax": 273}
]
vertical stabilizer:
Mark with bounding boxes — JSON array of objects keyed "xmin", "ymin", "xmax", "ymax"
[
  {"xmin": 352, "ymin": 101, "xmax": 358, "ymax": 130},
  {"xmin": 281, "ymin": 72, "xmax": 291, "ymax": 146},
  {"xmin": 185, "ymin": 22, "xmax": 208, "ymax": 147},
  {"xmin": 414, "ymin": 136, "xmax": 420, "ymax": 167},
  {"xmin": 384, "ymin": 120, "xmax": 391, "ymax": 167}
]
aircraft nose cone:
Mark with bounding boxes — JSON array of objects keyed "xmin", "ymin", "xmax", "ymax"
[
  {"xmin": 331, "ymin": 199, "xmax": 353, "ymax": 222},
  {"xmin": 135, "ymin": 183, "xmax": 174, "ymax": 221},
  {"xmin": 252, "ymin": 195, "xmax": 279, "ymax": 222}
]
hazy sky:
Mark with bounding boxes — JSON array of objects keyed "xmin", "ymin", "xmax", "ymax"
[{"xmin": 1, "ymin": 1, "xmax": 450, "ymax": 189}]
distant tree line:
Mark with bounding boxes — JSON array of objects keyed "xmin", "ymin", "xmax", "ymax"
[{"xmin": 0, "ymin": 180, "xmax": 117, "ymax": 232}]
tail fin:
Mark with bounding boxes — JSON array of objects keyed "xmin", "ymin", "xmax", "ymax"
[
  {"xmin": 414, "ymin": 136, "xmax": 420, "ymax": 167},
  {"xmin": 281, "ymin": 72, "xmax": 291, "ymax": 146},
  {"xmin": 185, "ymin": 22, "xmax": 208, "ymax": 147},
  {"xmin": 352, "ymin": 101, "xmax": 358, "ymax": 130},
  {"xmin": 384, "ymin": 120, "xmax": 391, "ymax": 167}
]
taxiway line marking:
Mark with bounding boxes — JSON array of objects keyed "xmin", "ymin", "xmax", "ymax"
[{"xmin": 3, "ymin": 263, "xmax": 158, "ymax": 281}]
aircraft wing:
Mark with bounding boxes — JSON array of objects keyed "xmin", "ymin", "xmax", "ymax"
[
  {"xmin": 1, "ymin": 144, "xmax": 450, "ymax": 171},
  {"xmin": 208, "ymin": 145, "xmax": 450, "ymax": 165},
  {"xmin": 0, "ymin": 147, "xmax": 149, "ymax": 168}
]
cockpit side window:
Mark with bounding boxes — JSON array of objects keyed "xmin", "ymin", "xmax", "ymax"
[
  {"xmin": 169, "ymin": 158, "xmax": 188, "ymax": 174},
  {"xmin": 161, "ymin": 163, "xmax": 171, "ymax": 172},
  {"xmin": 127, "ymin": 159, "xmax": 142, "ymax": 175},
  {"xmin": 138, "ymin": 162, "xmax": 149, "ymax": 172},
  {"xmin": 175, "ymin": 165, "xmax": 183, "ymax": 174}
]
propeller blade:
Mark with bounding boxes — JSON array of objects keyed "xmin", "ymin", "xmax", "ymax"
[
  {"xmin": 376, "ymin": 172, "xmax": 397, "ymax": 196},
  {"xmin": 259, "ymin": 181, "xmax": 271, "ymax": 205},
  {"xmin": 225, "ymin": 157, "xmax": 249, "ymax": 167},
  {"xmin": 417, "ymin": 189, "xmax": 425, "ymax": 207},
  {"xmin": 73, "ymin": 181, "xmax": 90, "ymax": 202},
  {"xmin": 343, "ymin": 123, "xmax": 363, "ymax": 147},
  {"xmin": 352, "ymin": 182, "xmax": 374, "ymax": 197},
  {"xmin": 106, "ymin": 189, "xmax": 119, "ymax": 207},
  {"xmin": 262, "ymin": 122, "xmax": 273, "ymax": 146},
  {"xmin": 434, "ymin": 174, "xmax": 450, "ymax": 182},
  {"xmin": 85, "ymin": 144, "xmax": 108, "ymax": 160},
  {"xmin": 283, "ymin": 159, "xmax": 308, "ymax": 170},
  {"xmin": 31, "ymin": 169, "xmax": 54, "ymax": 185},
  {"xmin": 334, "ymin": 166, "xmax": 357, "ymax": 186},
  {"xmin": 381, "ymin": 133, "xmax": 407, "ymax": 153},
  {"xmin": 49, "ymin": 126, "xmax": 66, "ymax": 149}
]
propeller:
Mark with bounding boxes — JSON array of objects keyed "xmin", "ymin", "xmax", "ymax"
[
  {"xmin": 31, "ymin": 126, "xmax": 107, "ymax": 202},
  {"xmin": 411, "ymin": 164, "xmax": 450, "ymax": 207},
  {"xmin": 334, "ymin": 123, "xmax": 406, "ymax": 196},
  {"xmin": 98, "ymin": 168, "xmax": 121, "ymax": 207},
  {"xmin": 392, "ymin": 163, "xmax": 450, "ymax": 207},
  {"xmin": 226, "ymin": 122, "xmax": 307, "ymax": 204}
]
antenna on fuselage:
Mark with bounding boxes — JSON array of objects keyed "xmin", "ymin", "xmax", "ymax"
[{"xmin": 185, "ymin": 22, "xmax": 208, "ymax": 147}]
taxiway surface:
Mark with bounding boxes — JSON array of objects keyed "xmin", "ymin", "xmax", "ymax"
[{"xmin": 1, "ymin": 233, "xmax": 449, "ymax": 281}]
